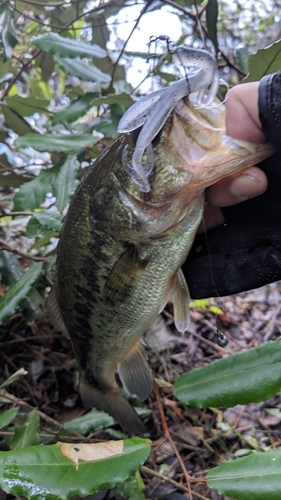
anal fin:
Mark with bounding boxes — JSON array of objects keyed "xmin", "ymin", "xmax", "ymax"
[
  {"xmin": 118, "ymin": 340, "xmax": 153, "ymax": 402},
  {"xmin": 172, "ymin": 268, "xmax": 190, "ymax": 333},
  {"xmin": 46, "ymin": 285, "xmax": 69, "ymax": 337}
]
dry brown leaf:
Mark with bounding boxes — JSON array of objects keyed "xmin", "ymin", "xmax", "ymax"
[{"xmin": 59, "ymin": 440, "xmax": 124, "ymax": 468}]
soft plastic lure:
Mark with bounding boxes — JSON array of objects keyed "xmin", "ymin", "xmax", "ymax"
[{"xmin": 118, "ymin": 45, "xmax": 219, "ymax": 192}]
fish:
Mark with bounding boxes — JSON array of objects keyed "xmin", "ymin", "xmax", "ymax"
[{"xmin": 47, "ymin": 48, "xmax": 274, "ymax": 434}]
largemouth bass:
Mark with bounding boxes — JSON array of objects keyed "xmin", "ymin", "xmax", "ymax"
[{"xmin": 48, "ymin": 49, "xmax": 274, "ymax": 434}]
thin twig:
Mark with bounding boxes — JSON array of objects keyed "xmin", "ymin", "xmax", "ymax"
[
  {"xmin": 0, "ymin": 238, "xmax": 50, "ymax": 262},
  {"xmin": 154, "ymin": 380, "xmax": 194, "ymax": 499},
  {"xmin": 0, "ymin": 391, "xmax": 63, "ymax": 432},
  {"xmin": 159, "ymin": 0, "xmax": 196, "ymax": 21},
  {"xmin": 141, "ymin": 465, "xmax": 209, "ymax": 500},
  {"xmin": 0, "ymin": 211, "xmax": 35, "ymax": 217},
  {"xmin": 16, "ymin": 0, "xmax": 86, "ymax": 5},
  {"xmin": 12, "ymin": 4, "xmax": 67, "ymax": 30},
  {"xmin": 109, "ymin": 0, "xmax": 154, "ymax": 88}
]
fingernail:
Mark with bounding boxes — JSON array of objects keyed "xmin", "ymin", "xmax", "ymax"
[{"xmin": 230, "ymin": 173, "xmax": 265, "ymax": 201}]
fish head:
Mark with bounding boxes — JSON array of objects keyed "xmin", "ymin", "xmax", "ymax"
[{"xmin": 148, "ymin": 96, "xmax": 274, "ymax": 200}]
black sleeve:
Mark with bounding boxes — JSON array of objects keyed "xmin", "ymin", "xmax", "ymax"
[{"xmin": 183, "ymin": 73, "xmax": 281, "ymax": 299}]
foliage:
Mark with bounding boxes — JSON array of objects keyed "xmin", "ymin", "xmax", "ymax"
[{"xmin": 1, "ymin": 1, "xmax": 281, "ymax": 499}]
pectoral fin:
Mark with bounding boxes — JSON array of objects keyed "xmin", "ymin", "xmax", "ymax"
[
  {"xmin": 118, "ymin": 340, "xmax": 153, "ymax": 402},
  {"xmin": 46, "ymin": 285, "xmax": 69, "ymax": 337},
  {"xmin": 103, "ymin": 245, "xmax": 148, "ymax": 305},
  {"xmin": 172, "ymin": 268, "xmax": 190, "ymax": 333}
]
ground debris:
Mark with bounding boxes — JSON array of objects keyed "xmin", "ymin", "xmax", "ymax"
[{"xmin": 1, "ymin": 283, "xmax": 281, "ymax": 499}]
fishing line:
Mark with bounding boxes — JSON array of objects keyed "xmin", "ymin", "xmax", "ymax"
[{"xmin": 201, "ymin": 215, "xmax": 229, "ymax": 347}]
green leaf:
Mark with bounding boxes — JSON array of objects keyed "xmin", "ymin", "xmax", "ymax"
[
  {"xmin": 174, "ymin": 339, "xmax": 281, "ymax": 408},
  {"xmin": 33, "ymin": 32, "xmax": 106, "ymax": 59},
  {"xmin": 0, "ymin": 438, "xmax": 151, "ymax": 499},
  {"xmin": 116, "ymin": 474, "xmax": 146, "ymax": 500},
  {"xmin": 0, "ymin": 368, "xmax": 28, "ymax": 389},
  {"xmin": 0, "ymin": 172, "xmax": 32, "ymax": 188},
  {"xmin": 26, "ymin": 217, "xmax": 50, "ymax": 238},
  {"xmin": 15, "ymin": 133, "xmax": 96, "ymax": 152},
  {"xmin": 30, "ymin": 231, "xmax": 58, "ymax": 249},
  {"xmin": 0, "ymin": 262, "xmax": 43, "ymax": 325},
  {"xmin": 0, "ymin": 408, "xmax": 18, "ymax": 430},
  {"xmin": 13, "ymin": 167, "xmax": 58, "ymax": 211},
  {"xmin": 34, "ymin": 52, "xmax": 54, "ymax": 82},
  {"xmin": 5, "ymin": 96, "xmax": 49, "ymax": 118},
  {"xmin": 10, "ymin": 410, "xmax": 40, "ymax": 450},
  {"xmin": 63, "ymin": 409, "xmax": 115, "ymax": 434},
  {"xmin": 206, "ymin": 0, "xmax": 218, "ymax": 48},
  {"xmin": 0, "ymin": 4, "xmax": 18, "ymax": 59},
  {"xmin": 244, "ymin": 40, "xmax": 281, "ymax": 82},
  {"xmin": 53, "ymin": 155, "xmax": 80, "ymax": 211},
  {"xmin": 236, "ymin": 47, "xmax": 250, "ymax": 74},
  {"xmin": 1, "ymin": 105, "xmax": 34, "ymax": 136},
  {"xmin": 90, "ymin": 92, "xmax": 136, "ymax": 108},
  {"xmin": 207, "ymin": 450, "xmax": 281, "ymax": 499},
  {"xmin": 54, "ymin": 55, "xmax": 111, "ymax": 83},
  {"xmin": 52, "ymin": 94, "xmax": 95, "ymax": 125},
  {"xmin": 0, "ymin": 251, "xmax": 44, "ymax": 320},
  {"xmin": 27, "ymin": 210, "xmax": 63, "ymax": 237}
]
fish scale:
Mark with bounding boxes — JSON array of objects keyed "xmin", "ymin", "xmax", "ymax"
[{"xmin": 48, "ymin": 97, "xmax": 274, "ymax": 434}]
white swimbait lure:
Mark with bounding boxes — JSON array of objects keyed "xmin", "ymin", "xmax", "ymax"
[{"xmin": 118, "ymin": 45, "xmax": 220, "ymax": 192}]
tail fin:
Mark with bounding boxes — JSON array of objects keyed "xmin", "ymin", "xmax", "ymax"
[{"xmin": 79, "ymin": 377, "xmax": 145, "ymax": 435}]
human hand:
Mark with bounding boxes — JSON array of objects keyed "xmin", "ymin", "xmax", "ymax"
[{"xmin": 203, "ymin": 82, "xmax": 268, "ymax": 230}]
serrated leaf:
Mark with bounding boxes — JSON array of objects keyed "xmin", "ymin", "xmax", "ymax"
[
  {"xmin": 33, "ymin": 32, "xmax": 106, "ymax": 59},
  {"xmin": 207, "ymin": 450, "xmax": 281, "ymax": 499},
  {"xmin": 28, "ymin": 210, "xmax": 63, "ymax": 234},
  {"xmin": 244, "ymin": 40, "xmax": 281, "ymax": 82},
  {"xmin": 52, "ymin": 94, "xmax": 95, "ymax": 125},
  {"xmin": 26, "ymin": 217, "xmax": 50, "ymax": 238},
  {"xmin": 1, "ymin": 105, "xmax": 34, "ymax": 136},
  {"xmin": 63, "ymin": 409, "xmax": 115, "ymax": 434},
  {"xmin": 5, "ymin": 96, "xmax": 49, "ymax": 118},
  {"xmin": 0, "ymin": 4, "xmax": 18, "ymax": 59},
  {"xmin": 206, "ymin": 0, "xmax": 218, "ymax": 48},
  {"xmin": 54, "ymin": 55, "xmax": 111, "ymax": 83},
  {"xmin": 0, "ymin": 262, "xmax": 43, "ymax": 324},
  {"xmin": 53, "ymin": 155, "xmax": 80, "ymax": 211},
  {"xmin": 10, "ymin": 410, "xmax": 40, "ymax": 450},
  {"xmin": 15, "ymin": 133, "xmax": 96, "ymax": 152},
  {"xmin": 174, "ymin": 339, "xmax": 281, "ymax": 408},
  {"xmin": 0, "ymin": 408, "xmax": 18, "ymax": 430},
  {"xmin": 13, "ymin": 166, "xmax": 58, "ymax": 211},
  {"xmin": 0, "ymin": 438, "xmax": 151, "ymax": 500}
]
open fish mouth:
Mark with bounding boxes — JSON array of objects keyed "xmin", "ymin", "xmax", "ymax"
[{"xmin": 118, "ymin": 45, "xmax": 220, "ymax": 192}]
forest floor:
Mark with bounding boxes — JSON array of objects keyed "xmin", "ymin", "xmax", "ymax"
[{"xmin": 1, "ymin": 282, "xmax": 281, "ymax": 500}]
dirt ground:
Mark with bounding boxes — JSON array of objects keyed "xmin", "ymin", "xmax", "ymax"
[{"xmin": 1, "ymin": 282, "xmax": 281, "ymax": 500}]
